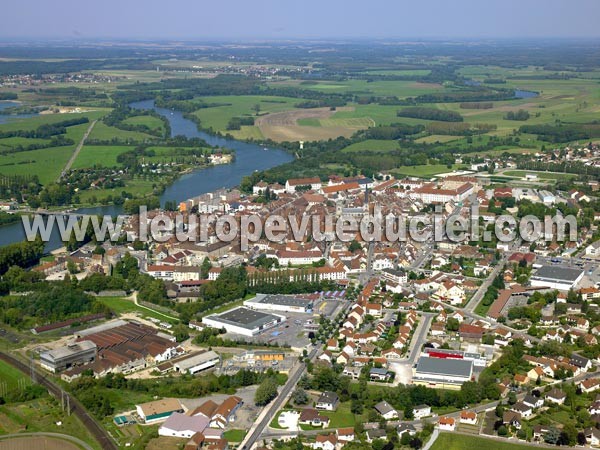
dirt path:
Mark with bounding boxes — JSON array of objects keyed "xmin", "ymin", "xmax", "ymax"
[{"xmin": 58, "ymin": 120, "xmax": 97, "ymax": 181}]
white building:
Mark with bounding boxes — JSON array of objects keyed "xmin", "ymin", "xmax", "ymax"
[
  {"xmin": 202, "ymin": 307, "xmax": 284, "ymax": 337},
  {"xmin": 530, "ymin": 266, "xmax": 584, "ymax": 291},
  {"xmin": 174, "ymin": 351, "xmax": 220, "ymax": 375}
]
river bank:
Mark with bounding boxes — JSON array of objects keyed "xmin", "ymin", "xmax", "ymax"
[{"xmin": 0, "ymin": 100, "xmax": 293, "ymax": 251}]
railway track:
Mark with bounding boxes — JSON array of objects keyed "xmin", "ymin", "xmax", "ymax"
[{"xmin": 0, "ymin": 351, "xmax": 117, "ymax": 450}]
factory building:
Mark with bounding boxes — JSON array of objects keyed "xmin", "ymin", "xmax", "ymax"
[
  {"xmin": 173, "ymin": 351, "xmax": 221, "ymax": 375},
  {"xmin": 202, "ymin": 307, "xmax": 284, "ymax": 337},
  {"xmin": 530, "ymin": 266, "xmax": 584, "ymax": 291},
  {"xmin": 40, "ymin": 341, "xmax": 97, "ymax": 373},
  {"xmin": 243, "ymin": 293, "xmax": 313, "ymax": 313},
  {"xmin": 413, "ymin": 356, "xmax": 474, "ymax": 389}
]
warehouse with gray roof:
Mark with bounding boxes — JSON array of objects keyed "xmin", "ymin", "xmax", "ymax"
[
  {"xmin": 530, "ymin": 265, "xmax": 584, "ymax": 291},
  {"xmin": 202, "ymin": 306, "xmax": 285, "ymax": 337},
  {"xmin": 244, "ymin": 293, "xmax": 313, "ymax": 313},
  {"xmin": 413, "ymin": 356, "xmax": 473, "ymax": 389}
]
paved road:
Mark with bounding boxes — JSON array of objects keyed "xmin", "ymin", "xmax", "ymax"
[
  {"xmin": 0, "ymin": 432, "xmax": 94, "ymax": 450},
  {"xmin": 407, "ymin": 313, "xmax": 434, "ymax": 365},
  {"xmin": 422, "ymin": 428, "xmax": 439, "ymax": 450},
  {"xmin": 239, "ymin": 355, "xmax": 311, "ymax": 449},
  {"xmin": 463, "ymin": 256, "xmax": 507, "ymax": 313},
  {"xmin": 58, "ymin": 120, "xmax": 97, "ymax": 181},
  {"xmin": 240, "ymin": 301, "xmax": 354, "ymax": 449}
]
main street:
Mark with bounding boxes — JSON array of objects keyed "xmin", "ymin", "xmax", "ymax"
[{"xmin": 239, "ymin": 300, "xmax": 354, "ymax": 450}]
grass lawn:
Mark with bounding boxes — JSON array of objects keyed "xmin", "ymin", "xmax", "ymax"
[
  {"xmin": 122, "ymin": 115, "xmax": 165, "ymax": 133},
  {"xmin": 72, "ymin": 145, "xmax": 132, "ymax": 168},
  {"xmin": 192, "ymin": 95, "xmax": 299, "ymax": 131},
  {"xmin": 227, "ymin": 125, "xmax": 264, "ymax": 140},
  {"xmin": 474, "ymin": 299, "xmax": 492, "ymax": 317},
  {"xmin": 269, "ymin": 410, "xmax": 288, "ymax": 429},
  {"xmin": 392, "ymin": 164, "xmax": 466, "ymax": 178},
  {"xmin": 0, "ymin": 145, "xmax": 74, "ymax": 184},
  {"xmin": 321, "ymin": 403, "xmax": 356, "ymax": 428},
  {"xmin": 89, "ymin": 122, "xmax": 155, "ymax": 141},
  {"xmin": 415, "ymin": 134, "xmax": 463, "ymax": 144},
  {"xmin": 222, "ymin": 429, "xmax": 247, "ymax": 442},
  {"xmin": 0, "ymin": 397, "xmax": 102, "ymax": 450},
  {"xmin": 297, "ymin": 118, "xmax": 321, "ymax": 127},
  {"xmin": 0, "ymin": 110, "xmax": 107, "ymax": 133},
  {"xmin": 0, "ymin": 136, "xmax": 50, "ymax": 151},
  {"xmin": 342, "ymin": 139, "xmax": 400, "ymax": 153},
  {"xmin": 0, "ymin": 359, "xmax": 28, "ymax": 390},
  {"xmin": 97, "ymin": 297, "xmax": 179, "ymax": 324},
  {"xmin": 430, "ymin": 432, "xmax": 533, "ymax": 450},
  {"xmin": 299, "ymin": 79, "xmax": 445, "ymax": 98},
  {"xmin": 77, "ymin": 178, "xmax": 157, "ymax": 204}
]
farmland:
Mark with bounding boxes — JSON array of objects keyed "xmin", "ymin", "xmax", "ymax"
[
  {"xmin": 72, "ymin": 145, "xmax": 132, "ymax": 169},
  {"xmin": 0, "ymin": 41, "xmax": 599, "ymax": 210},
  {"xmin": 342, "ymin": 139, "xmax": 401, "ymax": 153}
]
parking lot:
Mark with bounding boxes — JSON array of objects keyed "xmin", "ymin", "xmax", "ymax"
[{"xmin": 220, "ymin": 297, "xmax": 346, "ymax": 349}]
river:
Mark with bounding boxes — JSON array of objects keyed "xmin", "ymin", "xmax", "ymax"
[
  {"xmin": 0, "ymin": 101, "xmax": 38, "ymax": 124},
  {"xmin": 0, "ymin": 100, "xmax": 293, "ymax": 251}
]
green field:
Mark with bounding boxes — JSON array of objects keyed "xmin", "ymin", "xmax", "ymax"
[
  {"xmin": 72, "ymin": 145, "xmax": 132, "ymax": 168},
  {"xmin": 415, "ymin": 134, "xmax": 462, "ymax": 144},
  {"xmin": 0, "ymin": 397, "xmax": 102, "ymax": 450},
  {"xmin": 122, "ymin": 115, "xmax": 165, "ymax": 134},
  {"xmin": 0, "ymin": 111, "xmax": 110, "ymax": 183},
  {"xmin": 192, "ymin": 95, "xmax": 299, "ymax": 131},
  {"xmin": 0, "ymin": 359, "xmax": 28, "ymax": 391},
  {"xmin": 77, "ymin": 178, "xmax": 157, "ymax": 204},
  {"xmin": 222, "ymin": 429, "xmax": 247, "ymax": 442},
  {"xmin": 0, "ymin": 110, "xmax": 107, "ymax": 133},
  {"xmin": 342, "ymin": 139, "xmax": 401, "ymax": 153},
  {"xmin": 228, "ymin": 125, "xmax": 264, "ymax": 140},
  {"xmin": 96, "ymin": 296, "xmax": 178, "ymax": 324},
  {"xmin": 88, "ymin": 121, "xmax": 155, "ymax": 141},
  {"xmin": 430, "ymin": 432, "xmax": 533, "ymax": 450},
  {"xmin": 290, "ymin": 79, "xmax": 446, "ymax": 98},
  {"xmin": 0, "ymin": 145, "xmax": 74, "ymax": 184},
  {"xmin": 392, "ymin": 164, "xmax": 465, "ymax": 178}
]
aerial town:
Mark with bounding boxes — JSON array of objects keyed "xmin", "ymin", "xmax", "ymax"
[{"xmin": 1, "ymin": 140, "xmax": 596, "ymax": 450}]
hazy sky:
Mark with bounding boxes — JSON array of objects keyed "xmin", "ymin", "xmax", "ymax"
[{"xmin": 3, "ymin": 0, "xmax": 600, "ymax": 40}]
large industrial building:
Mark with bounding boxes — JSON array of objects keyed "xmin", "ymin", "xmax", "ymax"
[
  {"xmin": 202, "ymin": 307, "xmax": 284, "ymax": 337},
  {"xmin": 173, "ymin": 350, "xmax": 220, "ymax": 375},
  {"xmin": 413, "ymin": 355, "xmax": 474, "ymax": 389},
  {"xmin": 243, "ymin": 293, "xmax": 313, "ymax": 313},
  {"xmin": 53, "ymin": 320, "xmax": 180, "ymax": 380},
  {"xmin": 40, "ymin": 341, "xmax": 97, "ymax": 373},
  {"xmin": 530, "ymin": 266, "xmax": 584, "ymax": 291}
]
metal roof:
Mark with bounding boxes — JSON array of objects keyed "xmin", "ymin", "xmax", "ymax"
[{"xmin": 415, "ymin": 356, "xmax": 473, "ymax": 378}]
